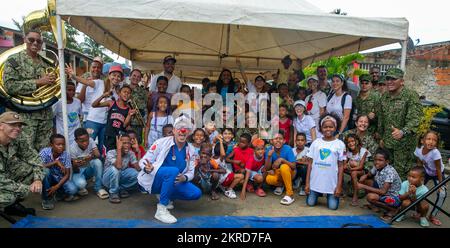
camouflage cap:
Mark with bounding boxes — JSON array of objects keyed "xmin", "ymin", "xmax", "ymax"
[
  {"xmin": 385, "ymin": 68, "xmax": 404, "ymax": 79},
  {"xmin": 0, "ymin": 111, "xmax": 27, "ymax": 125},
  {"xmin": 359, "ymin": 74, "xmax": 372, "ymax": 82}
]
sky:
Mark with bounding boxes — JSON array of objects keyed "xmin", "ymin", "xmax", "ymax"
[{"xmin": 1, "ymin": 0, "xmax": 449, "ymax": 61}]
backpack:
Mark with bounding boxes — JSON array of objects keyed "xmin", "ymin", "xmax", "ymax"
[{"xmin": 327, "ymin": 91, "xmax": 356, "ymax": 130}]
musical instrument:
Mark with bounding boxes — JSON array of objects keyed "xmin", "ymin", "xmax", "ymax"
[
  {"xmin": 0, "ymin": 0, "xmax": 66, "ymax": 112},
  {"xmin": 128, "ymin": 98, "xmax": 146, "ymax": 126}
]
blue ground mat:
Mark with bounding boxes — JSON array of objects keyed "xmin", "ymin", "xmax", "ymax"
[{"xmin": 12, "ymin": 215, "xmax": 390, "ymax": 228}]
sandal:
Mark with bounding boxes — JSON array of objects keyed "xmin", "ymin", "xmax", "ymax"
[
  {"xmin": 255, "ymin": 188, "xmax": 266, "ymax": 197},
  {"xmin": 119, "ymin": 190, "xmax": 130, "ymax": 198},
  {"xmin": 429, "ymin": 216, "xmax": 442, "ymax": 226},
  {"xmin": 380, "ymin": 213, "xmax": 394, "ymax": 222},
  {"xmin": 273, "ymin": 186, "xmax": 284, "ymax": 196},
  {"xmin": 246, "ymin": 184, "xmax": 255, "ymax": 193},
  {"xmin": 96, "ymin": 189, "xmax": 109, "ymax": 199},
  {"xmin": 350, "ymin": 199, "xmax": 359, "ymax": 207},
  {"xmin": 211, "ymin": 191, "xmax": 220, "ymax": 200},
  {"xmin": 77, "ymin": 188, "xmax": 89, "ymax": 196},
  {"xmin": 420, "ymin": 217, "xmax": 430, "ymax": 227},
  {"xmin": 280, "ymin": 195, "xmax": 295, "ymax": 205}
]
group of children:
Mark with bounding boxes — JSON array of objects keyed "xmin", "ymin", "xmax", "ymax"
[{"xmin": 45, "ymin": 66, "xmax": 446, "ymax": 227}]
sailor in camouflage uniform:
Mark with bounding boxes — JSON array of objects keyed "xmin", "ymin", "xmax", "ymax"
[
  {"xmin": 0, "ymin": 112, "xmax": 44, "ymax": 217},
  {"xmin": 2, "ymin": 30, "xmax": 55, "ymax": 152},
  {"xmin": 355, "ymin": 74, "xmax": 380, "ymax": 134},
  {"xmin": 377, "ymin": 68, "xmax": 422, "ymax": 179},
  {"xmin": 129, "ymin": 69, "xmax": 148, "ymax": 144}
]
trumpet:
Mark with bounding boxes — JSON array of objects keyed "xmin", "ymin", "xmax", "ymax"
[{"xmin": 128, "ymin": 98, "xmax": 146, "ymax": 127}]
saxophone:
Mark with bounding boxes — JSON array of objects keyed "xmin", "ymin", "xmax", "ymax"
[{"xmin": 0, "ymin": 0, "xmax": 66, "ymax": 112}]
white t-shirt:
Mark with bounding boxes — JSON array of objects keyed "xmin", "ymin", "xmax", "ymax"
[
  {"xmin": 76, "ymin": 80, "xmax": 103, "ymax": 118},
  {"xmin": 69, "ymin": 138, "xmax": 97, "ymax": 160},
  {"xmin": 293, "ymin": 115, "xmax": 316, "ymax": 144},
  {"xmin": 305, "ymin": 91, "xmax": 327, "ymax": 127},
  {"xmin": 326, "ymin": 93, "xmax": 352, "ymax": 120},
  {"xmin": 307, "ymin": 138, "xmax": 346, "ymax": 194},
  {"xmin": 53, "ymin": 98, "xmax": 82, "ymax": 144},
  {"xmin": 347, "ymin": 147, "xmax": 370, "ymax": 162},
  {"xmin": 414, "ymin": 146, "xmax": 444, "ymax": 176},
  {"xmin": 292, "ymin": 146, "xmax": 310, "ymax": 161},
  {"xmin": 149, "ymin": 71, "xmax": 182, "ymax": 94},
  {"xmin": 86, "ymin": 79, "xmax": 108, "ymax": 124}
]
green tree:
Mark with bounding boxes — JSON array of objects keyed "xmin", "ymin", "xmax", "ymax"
[
  {"xmin": 81, "ymin": 36, "xmax": 113, "ymax": 62},
  {"xmin": 303, "ymin": 53, "xmax": 366, "ymax": 79}
]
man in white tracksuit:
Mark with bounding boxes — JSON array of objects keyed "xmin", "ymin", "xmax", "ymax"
[{"xmin": 138, "ymin": 116, "xmax": 201, "ymax": 223}]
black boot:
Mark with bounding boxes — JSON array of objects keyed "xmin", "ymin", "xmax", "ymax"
[{"xmin": 4, "ymin": 202, "xmax": 36, "ymax": 217}]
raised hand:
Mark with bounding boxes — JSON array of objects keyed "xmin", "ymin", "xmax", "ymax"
[{"xmin": 116, "ymin": 135, "xmax": 123, "ymax": 150}]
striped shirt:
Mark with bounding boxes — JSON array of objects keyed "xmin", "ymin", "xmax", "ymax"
[{"xmin": 39, "ymin": 147, "xmax": 72, "ymax": 179}]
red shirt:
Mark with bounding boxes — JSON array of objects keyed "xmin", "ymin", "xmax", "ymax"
[
  {"xmin": 130, "ymin": 145, "xmax": 146, "ymax": 168},
  {"xmin": 245, "ymin": 154, "xmax": 265, "ymax": 172},
  {"xmin": 232, "ymin": 146, "xmax": 254, "ymax": 172},
  {"xmin": 279, "ymin": 118, "xmax": 292, "ymax": 145}
]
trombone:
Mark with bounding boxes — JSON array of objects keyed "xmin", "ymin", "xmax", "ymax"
[{"xmin": 128, "ymin": 98, "xmax": 146, "ymax": 127}]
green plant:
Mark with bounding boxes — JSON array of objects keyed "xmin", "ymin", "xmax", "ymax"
[
  {"xmin": 417, "ymin": 105, "xmax": 444, "ymax": 148},
  {"xmin": 303, "ymin": 53, "xmax": 366, "ymax": 79}
]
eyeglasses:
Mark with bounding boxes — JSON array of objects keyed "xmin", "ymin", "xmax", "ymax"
[{"xmin": 27, "ymin": 37, "xmax": 43, "ymax": 45}]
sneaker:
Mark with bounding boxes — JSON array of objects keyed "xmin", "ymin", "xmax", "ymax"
[
  {"xmin": 420, "ymin": 217, "xmax": 430, "ymax": 227},
  {"xmin": 155, "ymin": 203, "xmax": 177, "ymax": 224},
  {"xmin": 224, "ymin": 189, "xmax": 237, "ymax": 199},
  {"xmin": 274, "ymin": 186, "xmax": 284, "ymax": 196},
  {"xmin": 298, "ymin": 186, "xmax": 306, "ymax": 196},
  {"xmin": 64, "ymin": 195, "xmax": 80, "ymax": 202},
  {"xmin": 109, "ymin": 193, "xmax": 121, "ymax": 204},
  {"xmin": 77, "ymin": 188, "xmax": 89, "ymax": 196},
  {"xmin": 41, "ymin": 200, "xmax": 54, "ymax": 210},
  {"xmin": 293, "ymin": 178, "xmax": 301, "ymax": 190}
]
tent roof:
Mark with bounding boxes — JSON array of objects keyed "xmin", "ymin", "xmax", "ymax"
[{"xmin": 56, "ymin": 0, "xmax": 408, "ymax": 80}]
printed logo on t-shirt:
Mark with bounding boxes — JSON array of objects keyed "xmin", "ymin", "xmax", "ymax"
[
  {"xmin": 320, "ymin": 148, "xmax": 331, "ymax": 160},
  {"xmin": 68, "ymin": 112, "xmax": 78, "ymax": 123}
]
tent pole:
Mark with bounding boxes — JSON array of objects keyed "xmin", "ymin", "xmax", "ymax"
[
  {"xmin": 400, "ymin": 39, "xmax": 407, "ymax": 70},
  {"xmin": 56, "ymin": 15, "xmax": 69, "ymax": 150}
]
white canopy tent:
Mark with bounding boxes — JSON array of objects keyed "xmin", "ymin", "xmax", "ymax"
[
  {"xmin": 52, "ymin": 0, "xmax": 409, "ymax": 142},
  {"xmin": 55, "ymin": 0, "xmax": 409, "ymax": 80}
]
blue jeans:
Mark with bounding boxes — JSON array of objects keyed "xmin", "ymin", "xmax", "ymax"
[
  {"xmin": 84, "ymin": 120, "xmax": 106, "ymax": 154},
  {"xmin": 71, "ymin": 159, "xmax": 104, "ymax": 192},
  {"xmin": 306, "ymin": 190, "xmax": 340, "ymax": 210},
  {"xmin": 102, "ymin": 166, "xmax": 138, "ymax": 194},
  {"xmin": 42, "ymin": 169, "xmax": 77, "ymax": 200},
  {"xmin": 150, "ymin": 166, "xmax": 202, "ymax": 206}
]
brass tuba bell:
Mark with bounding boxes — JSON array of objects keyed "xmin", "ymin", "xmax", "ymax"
[{"xmin": 0, "ymin": 0, "xmax": 66, "ymax": 112}]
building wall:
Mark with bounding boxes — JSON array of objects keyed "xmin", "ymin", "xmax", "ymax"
[{"xmin": 404, "ymin": 60, "xmax": 450, "ymax": 108}]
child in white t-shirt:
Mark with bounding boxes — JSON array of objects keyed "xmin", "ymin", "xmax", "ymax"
[
  {"xmin": 292, "ymin": 132, "xmax": 309, "ymax": 195},
  {"xmin": 344, "ymin": 133, "xmax": 370, "ymax": 206},
  {"xmin": 53, "ymin": 81, "xmax": 82, "ymax": 145},
  {"xmin": 414, "ymin": 130, "xmax": 446, "ymax": 226},
  {"xmin": 305, "ymin": 114, "xmax": 346, "ymax": 210}
]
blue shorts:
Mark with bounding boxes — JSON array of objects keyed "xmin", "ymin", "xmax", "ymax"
[
  {"xmin": 379, "ymin": 195, "xmax": 401, "ymax": 208},
  {"xmin": 248, "ymin": 168, "xmax": 263, "ymax": 181}
]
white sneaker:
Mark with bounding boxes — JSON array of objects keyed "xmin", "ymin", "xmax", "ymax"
[
  {"xmin": 274, "ymin": 186, "xmax": 284, "ymax": 196},
  {"xmin": 156, "ymin": 194, "xmax": 174, "ymax": 209},
  {"xmin": 155, "ymin": 203, "xmax": 177, "ymax": 224},
  {"xmin": 224, "ymin": 189, "xmax": 237, "ymax": 199}
]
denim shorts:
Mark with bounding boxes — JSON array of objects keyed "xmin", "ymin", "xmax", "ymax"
[{"xmin": 379, "ymin": 195, "xmax": 401, "ymax": 208}]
